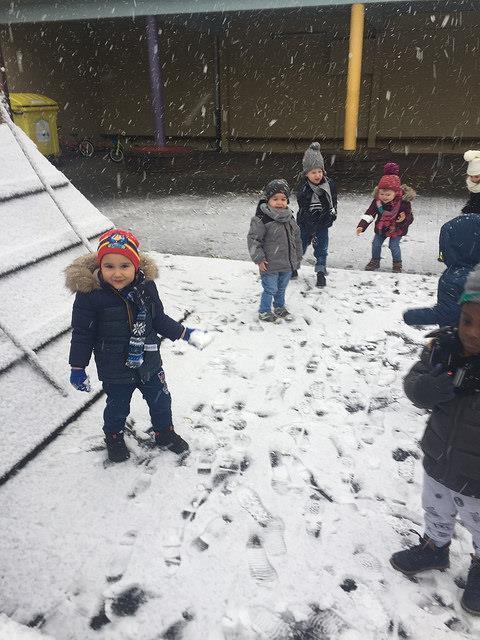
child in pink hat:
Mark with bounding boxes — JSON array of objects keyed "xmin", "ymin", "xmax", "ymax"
[{"xmin": 356, "ymin": 163, "xmax": 415, "ymax": 273}]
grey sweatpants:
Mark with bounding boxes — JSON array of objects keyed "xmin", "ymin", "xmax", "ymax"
[{"xmin": 423, "ymin": 472, "xmax": 480, "ymax": 555}]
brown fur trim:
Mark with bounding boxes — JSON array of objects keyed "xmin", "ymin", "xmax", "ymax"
[
  {"xmin": 64, "ymin": 252, "xmax": 159, "ymax": 294},
  {"xmin": 372, "ymin": 184, "xmax": 416, "ymax": 201},
  {"xmin": 401, "ymin": 184, "xmax": 416, "ymax": 202}
]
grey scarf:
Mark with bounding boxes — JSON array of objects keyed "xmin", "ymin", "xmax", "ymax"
[
  {"xmin": 260, "ymin": 202, "xmax": 294, "ymax": 223},
  {"xmin": 308, "ymin": 179, "xmax": 334, "ymax": 211}
]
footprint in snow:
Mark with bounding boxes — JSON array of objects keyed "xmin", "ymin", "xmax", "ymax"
[
  {"xmin": 306, "ymin": 356, "xmax": 319, "ymax": 373},
  {"xmin": 160, "ymin": 610, "xmax": 194, "ymax": 639},
  {"xmin": 246, "ymin": 605, "xmax": 291, "ymax": 638},
  {"xmin": 269, "ymin": 450, "xmax": 293, "ymax": 495},
  {"xmin": 246, "ymin": 534, "xmax": 278, "ymax": 585},
  {"xmin": 237, "ymin": 485, "xmax": 272, "ymax": 527},
  {"xmin": 191, "ymin": 515, "xmax": 233, "ymax": 552},
  {"xmin": 105, "ymin": 530, "xmax": 138, "ymax": 583},
  {"xmin": 104, "ymin": 584, "xmax": 148, "ymax": 619},
  {"xmin": 162, "ymin": 528, "xmax": 183, "ymax": 572}
]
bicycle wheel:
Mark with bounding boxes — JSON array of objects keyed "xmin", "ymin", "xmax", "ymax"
[
  {"xmin": 109, "ymin": 146, "xmax": 124, "ymax": 162},
  {"xmin": 78, "ymin": 139, "xmax": 94, "ymax": 158}
]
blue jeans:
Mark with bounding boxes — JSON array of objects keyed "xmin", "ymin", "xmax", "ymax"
[
  {"xmin": 371, "ymin": 233, "xmax": 402, "ymax": 262},
  {"xmin": 102, "ymin": 369, "xmax": 172, "ymax": 434},
  {"xmin": 300, "ymin": 227, "xmax": 329, "ymax": 273},
  {"xmin": 259, "ymin": 271, "xmax": 291, "ymax": 313}
]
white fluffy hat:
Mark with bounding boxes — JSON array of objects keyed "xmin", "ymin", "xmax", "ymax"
[{"xmin": 464, "ymin": 150, "xmax": 480, "ymax": 176}]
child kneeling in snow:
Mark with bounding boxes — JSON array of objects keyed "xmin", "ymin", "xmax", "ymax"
[
  {"xmin": 356, "ymin": 163, "xmax": 415, "ymax": 273},
  {"xmin": 66, "ymin": 228, "xmax": 211, "ymax": 463},
  {"xmin": 390, "ymin": 264, "xmax": 480, "ymax": 615},
  {"xmin": 247, "ymin": 179, "xmax": 302, "ymax": 322}
]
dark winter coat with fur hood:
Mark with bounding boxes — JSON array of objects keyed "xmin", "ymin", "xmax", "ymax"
[{"xmin": 66, "ymin": 253, "xmax": 184, "ymax": 384}]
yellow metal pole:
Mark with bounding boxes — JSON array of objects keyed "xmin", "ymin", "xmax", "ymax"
[{"xmin": 343, "ymin": 3, "xmax": 365, "ymax": 151}]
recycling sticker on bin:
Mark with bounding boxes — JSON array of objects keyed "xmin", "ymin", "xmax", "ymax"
[{"xmin": 35, "ymin": 119, "xmax": 51, "ymax": 142}]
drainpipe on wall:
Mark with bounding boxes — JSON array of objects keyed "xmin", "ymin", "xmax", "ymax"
[
  {"xmin": 343, "ymin": 3, "xmax": 365, "ymax": 152},
  {"xmin": 146, "ymin": 15, "xmax": 166, "ymax": 147}
]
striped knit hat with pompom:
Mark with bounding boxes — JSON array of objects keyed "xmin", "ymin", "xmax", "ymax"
[
  {"xmin": 96, "ymin": 229, "xmax": 140, "ymax": 271},
  {"xmin": 378, "ymin": 162, "xmax": 402, "ymax": 196}
]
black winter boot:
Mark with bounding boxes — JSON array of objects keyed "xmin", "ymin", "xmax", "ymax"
[
  {"xmin": 461, "ymin": 555, "xmax": 480, "ymax": 615},
  {"xmin": 105, "ymin": 431, "xmax": 130, "ymax": 463},
  {"xmin": 316, "ymin": 272, "xmax": 326, "ymax": 288},
  {"xmin": 155, "ymin": 427, "xmax": 189, "ymax": 455},
  {"xmin": 390, "ymin": 533, "xmax": 450, "ymax": 575}
]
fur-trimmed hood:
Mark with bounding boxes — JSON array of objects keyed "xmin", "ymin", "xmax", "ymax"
[
  {"xmin": 372, "ymin": 184, "xmax": 416, "ymax": 202},
  {"xmin": 65, "ymin": 252, "xmax": 159, "ymax": 294}
]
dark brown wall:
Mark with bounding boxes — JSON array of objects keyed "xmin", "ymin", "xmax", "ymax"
[{"xmin": 1, "ymin": 6, "xmax": 479, "ymax": 150}]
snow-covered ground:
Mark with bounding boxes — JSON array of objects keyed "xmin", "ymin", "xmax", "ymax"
[
  {"xmin": 97, "ymin": 191, "xmax": 465, "ymax": 276},
  {"xmin": 1, "ymin": 254, "xmax": 478, "ymax": 639}
]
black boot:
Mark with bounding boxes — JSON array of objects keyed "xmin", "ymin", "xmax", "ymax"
[
  {"xmin": 316, "ymin": 272, "xmax": 326, "ymax": 288},
  {"xmin": 155, "ymin": 427, "xmax": 189, "ymax": 455},
  {"xmin": 461, "ymin": 555, "xmax": 480, "ymax": 615},
  {"xmin": 390, "ymin": 533, "xmax": 450, "ymax": 575},
  {"xmin": 105, "ymin": 431, "xmax": 130, "ymax": 463}
]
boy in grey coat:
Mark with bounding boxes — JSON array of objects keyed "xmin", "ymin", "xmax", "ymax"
[{"xmin": 247, "ymin": 179, "xmax": 302, "ymax": 322}]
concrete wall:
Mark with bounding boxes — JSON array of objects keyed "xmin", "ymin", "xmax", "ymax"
[{"xmin": 1, "ymin": 5, "xmax": 479, "ymax": 152}]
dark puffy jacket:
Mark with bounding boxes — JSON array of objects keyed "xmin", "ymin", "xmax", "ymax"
[
  {"xmin": 462, "ymin": 192, "xmax": 480, "ymax": 215},
  {"xmin": 404, "ymin": 213, "xmax": 480, "ymax": 327},
  {"xmin": 404, "ymin": 339, "xmax": 480, "ymax": 497},
  {"xmin": 296, "ymin": 176, "xmax": 337, "ymax": 232},
  {"xmin": 66, "ymin": 253, "xmax": 184, "ymax": 384}
]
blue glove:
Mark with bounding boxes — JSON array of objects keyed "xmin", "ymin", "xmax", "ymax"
[
  {"xmin": 182, "ymin": 328, "xmax": 194, "ymax": 342},
  {"xmin": 70, "ymin": 368, "xmax": 91, "ymax": 392},
  {"xmin": 182, "ymin": 327, "xmax": 213, "ymax": 350}
]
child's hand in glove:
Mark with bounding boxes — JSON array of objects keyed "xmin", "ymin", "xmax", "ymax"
[
  {"xmin": 182, "ymin": 328, "xmax": 213, "ymax": 350},
  {"xmin": 70, "ymin": 368, "xmax": 91, "ymax": 392}
]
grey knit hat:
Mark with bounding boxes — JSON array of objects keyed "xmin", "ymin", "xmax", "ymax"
[
  {"xmin": 264, "ymin": 179, "xmax": 290, "ymax": 201},
  {"xmin": 460, "ymin": 264, "xmax": 480, "ymax": 304},
  {"xmin": 302, "ymin": 142, "xmax": 325, "ymax": 173}
]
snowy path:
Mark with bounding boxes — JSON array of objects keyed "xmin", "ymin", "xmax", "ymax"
[{"xmin": 0, "ymin": 254, "xmax": 478, "ymax": 640}]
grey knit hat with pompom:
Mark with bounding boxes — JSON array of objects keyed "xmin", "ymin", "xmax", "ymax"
[
  {"xmin": 302, "ymin": 142, "xmax": 325, "ymax": 173},
  {"xmin": 460, "ymin": 264, "xmax": 480, "ymax": 304}
]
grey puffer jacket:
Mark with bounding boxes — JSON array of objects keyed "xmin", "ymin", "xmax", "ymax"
[
  {"xmin": 404, "ymin": 344, "xmax": 480, "ymax": 497},
  {"xmin": 247, "ymin": 201, "xmax": 302, "ymax": 273}
]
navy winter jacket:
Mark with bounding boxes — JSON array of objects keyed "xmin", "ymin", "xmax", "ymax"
[
  {"xmin": 296, "ymin": 176, "xmax": 337, "ymax": 232},
  {"xmin": 404, "ymin": 213, "xmax": 480, "ymax": 327},
  {"xmin": 66, "ymin": 253, "xmax": 184, "ymax": 384}
]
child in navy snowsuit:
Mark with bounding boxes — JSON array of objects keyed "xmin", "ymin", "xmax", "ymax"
[
  {"xmin": 66, "ymin": 229, "xmax": 210, "ymax": 463},
  {"xmin": 247, "ymin": 179, "xmax": 302, "ymax": 322},
  {"xmin": 404, "ymin": 151, "xmax": 480, "ymax": 327},
  {"xmin": 296, "ymin": 142, "xmax": 337, "ymax": 288},
  {"xmin": 390, "ymin": 264, "xmax": 480, "ymax": 615},
  {"xmin": 356, "ymin": 163, "xmax": 414, "ymax": 273}
]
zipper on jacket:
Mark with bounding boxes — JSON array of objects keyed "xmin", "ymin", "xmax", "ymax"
[
  {"xmin": 284, "ymin": 223, "xmax": 294, "ymax": 271},
  {"xmin": 111, "ymin": 288, "xmax": 134, "ymax": 330},
  {"xmin": 442, "ymin": 398, "xmax": 465, "ymax": 477}
]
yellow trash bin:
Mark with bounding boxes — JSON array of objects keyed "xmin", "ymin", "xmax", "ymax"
[{"xmin": 9, "ymin": 93, "xmax": 60, "ymax": 157}]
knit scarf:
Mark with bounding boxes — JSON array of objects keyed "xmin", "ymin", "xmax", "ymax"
[
  {"xmin": 376, "ymin": 196, "xmax": 402, "ymax": 236},
  {"xmin": 308, "ymin": 180, "xmax": 333, "ymax": 212},
  {"xmin": 467, "ymin": 177, "xmax": 480, "ymax": 194},
  {"xmin": 122, "ymin": 270, "xmax": 148, "ymax": 369}
]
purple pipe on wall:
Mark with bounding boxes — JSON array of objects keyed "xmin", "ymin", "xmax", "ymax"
[{"xmin": 146, "ymin": 15, "xmax": 166, "ymax": 147}]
